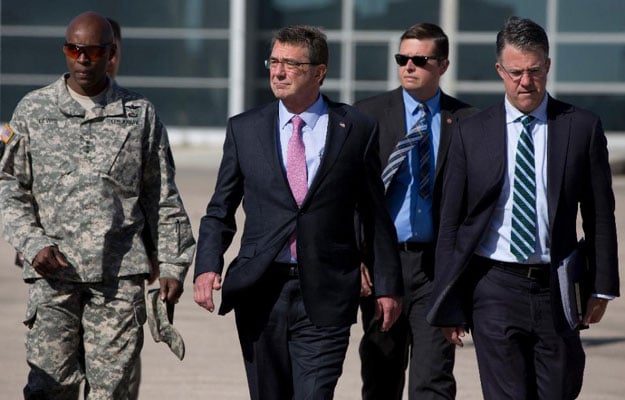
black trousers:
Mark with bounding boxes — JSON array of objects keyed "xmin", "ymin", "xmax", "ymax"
[
  {"xmin": 234, "ymin": 267, "xmax": 350, "ymax": 400},
  {"xmin": 470, "ymin": 259, "xmax": 585, "ymax": 400},
  {"xmin": 360, "ymin": 246, "xmax": 456, "ymax": 400}
]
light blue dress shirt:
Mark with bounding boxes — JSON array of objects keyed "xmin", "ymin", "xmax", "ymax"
[
  {"xmin": 386, "ymin": 89, "xmax": 441, "ymax": 243},
  {"xmin": 275, "ymin": 95, "xmax": 328, "ymax": 263}
]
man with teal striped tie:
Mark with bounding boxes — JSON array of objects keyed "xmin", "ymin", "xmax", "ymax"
[{"xmin": 428, "ymin": 17, "xmax": 619, "ymax": 399}]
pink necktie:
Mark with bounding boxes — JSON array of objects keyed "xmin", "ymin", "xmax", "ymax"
[{"xmin": 287, "ymin": 115, "xmax": 307, "ymax": 259}]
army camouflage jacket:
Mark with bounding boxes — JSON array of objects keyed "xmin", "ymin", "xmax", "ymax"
[{"xmin": 0, "ymin": 75, "xmax": 195, "ymax": 283}]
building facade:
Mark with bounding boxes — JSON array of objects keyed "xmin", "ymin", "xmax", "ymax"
[{"xmin": 2, "ymin": 0, "xmax": 624, "ymax": 141}]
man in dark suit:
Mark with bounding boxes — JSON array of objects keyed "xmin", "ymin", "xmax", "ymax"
[
  {"xmin": 355, "ymin": 23, "xmax": 477, "ymax": 400},
  {"xmin": 427, "ymin": 17, "xmax": 619, "ymax": 399},
  {"xmin": 193, "ymin": 25, "xmax": 403, "ymax": 400}
]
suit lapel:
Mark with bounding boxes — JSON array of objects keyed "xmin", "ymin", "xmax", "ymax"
[
  {"xmin": 436, "ymin": 93, "xmax": 456, "ymax": 183},
  {"xmin": 481, "ymin": 105, "xmax": 507, "ymax": 192},
  {"xmin": 546, "ymin": 97, "xmax": 571, "ymax": 228},
  {"xmin": 358, "ymin": 88, "xmax": 407, "ymax": 168},
  {"xmin": 303, "ymin": 101, "xmax": 351, "ymax": 205},
  {"xmin": 382, "ymin": 89, "xmax": 410, "ymax": 166},
  {"xmin": 254, "ymin": 102, "xmax": 289, "ymax": 190}
]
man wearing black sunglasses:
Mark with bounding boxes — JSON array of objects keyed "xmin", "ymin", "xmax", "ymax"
[
  {"xmin": 0, "ymin": 11, "xmax": 195, "ymax": 399},
  {"xmin": 355, "ymin": 23, "xmax": 477, "ymax": 400}
]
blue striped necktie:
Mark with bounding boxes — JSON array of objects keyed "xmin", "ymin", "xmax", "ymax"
[
  {"xmin": 382, "ymin": 102, "xmax": 430, "ymax": 198},
  {"xmin": 510, "ymin": 115, "xmax": 536, "ymax": 261}
]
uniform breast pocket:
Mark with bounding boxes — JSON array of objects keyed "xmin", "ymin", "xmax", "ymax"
[
  {"xmin": 106, "ymin": 131, "xmax": 144, "ymax": 192},
  {"xmin": 32, "ymin": 159, "xmax": 76, "ymax": 192}
]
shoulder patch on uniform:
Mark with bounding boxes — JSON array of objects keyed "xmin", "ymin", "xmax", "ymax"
[{"xmin": 1, "ymin": 123, "xmax": 15, "ymax": 144}]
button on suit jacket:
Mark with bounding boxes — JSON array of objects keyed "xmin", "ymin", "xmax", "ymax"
[
  {"xmin": 427, "ymin": 97, "xmax": 619, "ymax": 333},
  {"xmin": 194, "ymin": 96, "xmax": 403, "ymax": 327}
]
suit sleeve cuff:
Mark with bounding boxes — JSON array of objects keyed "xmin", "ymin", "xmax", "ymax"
[{"xmin": 593, "ymin": 293, "xmax": 615, "ymax": 300}]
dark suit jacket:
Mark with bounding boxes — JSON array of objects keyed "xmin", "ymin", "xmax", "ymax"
[
  {"xmin": 354, "ymin": 88, "xmax": 478, "ymax": 242},
  {"xmin": 194, "ymin": 96, "xmax": 403, "ymax": 327},
  {"xmin": 427, "ymin": 96, "xmax": 620, "ymax": 332}
]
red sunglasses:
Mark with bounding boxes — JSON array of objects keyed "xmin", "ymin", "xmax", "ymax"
[{"xmin": 63, "ymin": 42, "xmax": 113, "ymax": 61}]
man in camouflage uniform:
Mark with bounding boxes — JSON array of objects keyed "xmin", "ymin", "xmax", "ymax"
[{"xmin": 0, "ymin": 11, "xmax": 195, "ymax": 399}]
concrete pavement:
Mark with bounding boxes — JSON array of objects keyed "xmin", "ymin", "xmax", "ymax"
[{"xmin": 0, "ymin": 144, "xmax": 624, "ymax": 399}]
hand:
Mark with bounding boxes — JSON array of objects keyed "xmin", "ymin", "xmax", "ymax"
[
  {"xmin": 582, "ymin": 297, "xmax": 609, "ymax": 325},
  {"xmin": 158, "ymin": 277, "xmax": 183, "ymax": 304},
  {"xmin": 360, "ymin": 263, "xmax": 373, "ymax": 297},
  {"xmin": 32, "ymin": 246, "xmax": 69, "ymax": 277},
  {"xmin": 194, "ymin": 272, "xmax": 222, "ymax": 312},
  {"xmin": 147, "ymin": 255, "xmax": 160, "ymax": 284},
  {"xmin": 442, "ymin": 326, "xmax": 466, "ymax": 347},
  {"xmin": 374, "ymin": 295, "xmax": 401, "ymax": 332}
]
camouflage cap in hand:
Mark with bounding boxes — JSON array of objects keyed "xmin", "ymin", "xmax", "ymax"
[{"xmin": 146, "ymin": 288, "xmax": 185, "ymax": 360}]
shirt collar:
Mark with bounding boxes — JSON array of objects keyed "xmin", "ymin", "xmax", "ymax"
[
  {"xmin": 504, "ymin": 93, "xmax": 548, "ymax": 124},
  {"xmin": 279, "ymin": 95, "xmax": 326, "ymax": 130},
  {"xmin": 402, "ymin": 88, "xmax": 441, "ymax": 116}
]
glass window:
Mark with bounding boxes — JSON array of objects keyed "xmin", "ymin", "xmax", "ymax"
[
  {"xmin": 354, "ymin": 0, "xmax": 439, "ymax": 30},
  {"xmin": 258, "ymin": 0, "xmax": 341, "ymax": 29},
  {"xmin": 556, "ymin": 45, "xmax": 625, "ymax": 82},
  {"xmin": 355, "ymin": 44, "xmax": 389, "ymax": 81},
  {"xmin": 256, "ymin": 35, "xmax": 275, "ymax": 61},
  {"xmin": 558, "ymin": 0, "xmax": 625, "ymax": 32},
  {"xmin": 2, "ymin": 37, "xmax": 66, "ymax": 75},
  {"xmin": 455, "ymin": 93, "xmax": 502, "ymax": 111},
  {"xmin": 251, "ymin": 36, "xmax": 274, "ymax": 109},
  {"xmin": 457, "ymin": 45, "xmax": 499, "ymax": 81},
  {"xmin": 252, "ymin": 87, "xmax": 276, "ymax": 109},
  {"xmin": 320, "ymin": 89, "xmax": 340, "ymax": 101},
  {"xmin": 458, "ymin": 0, "xmax": 545, "ymax": 31},
  {"xmin": 354, "ymin": 90, "xmax": 386, "ymax": 103},
  {"xmin": 557, "ymin": 95, "xmax": 625, "ymax": 132},
  {"xmin": 1, "ymin": 0, "xmax": 229, "ymax": 28},
  {"xmin": 327, "ymin": 43, "xmax": 342, "ymax": 81},
  {"xmin": 121, "ymin": 39, "xmax": 229, "ymax": 78},
  {"xmin": 139, "ymin": 88, "xmax": 228, "ymax": 126},
  {"xmin": 2, "ymin": 85, "xmax": 40, "ymax": 122}
]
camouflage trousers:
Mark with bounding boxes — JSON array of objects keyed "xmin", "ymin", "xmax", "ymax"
[
  {"xmin": 82, "ymin": 350, "xmax": 142, "ymax": 399},
  {"xmin": 22, "ymin": 276, "xmax": 146, "ymax": 400}
]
